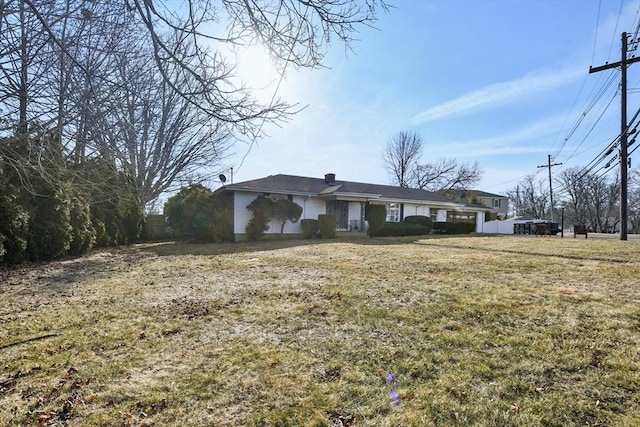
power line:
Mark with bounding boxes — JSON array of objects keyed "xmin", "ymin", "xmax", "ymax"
[
  {"xmin": 537, "ymin": 155, "xmax": 563, "ymax": 223},
  {"xmin": 589, "ymin": 31, "xmax": 640, "ymax": 240}
]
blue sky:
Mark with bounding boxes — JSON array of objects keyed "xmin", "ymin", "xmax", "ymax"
[{"xmin": 223, "ymin": 0, "xmax": 640, "ymax": 196}]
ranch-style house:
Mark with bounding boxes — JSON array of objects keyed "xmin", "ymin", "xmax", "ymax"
[{"xmin": 218, "ymin": 173, "xmax": 493, "ymax": 240}]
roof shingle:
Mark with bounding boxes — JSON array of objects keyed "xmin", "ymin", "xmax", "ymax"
[{"xmin": 222, "ymin": 174, "xmax": 461, "ymax": 204}]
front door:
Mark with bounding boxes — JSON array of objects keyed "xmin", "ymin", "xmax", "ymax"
[{"xmin": 326, "ymin": 200, "xmax": 349, "ymax": 230}]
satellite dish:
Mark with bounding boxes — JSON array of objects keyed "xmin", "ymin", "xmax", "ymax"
[{"xmin": 219, "ymin": 174, "xmax": 227, "ymax": 183}]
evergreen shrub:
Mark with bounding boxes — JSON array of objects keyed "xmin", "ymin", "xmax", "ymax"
[
  {"xmin": 318, "ymin": 214, "xmax": 336, "ymax": 239},
  {"xmin": 68, "ymin": 191, "xmax": 96, "ymax": 256},
  {"xmin": 165, "ymin": 184, "xmax": 233, "ymax": 242},
  {"xmin": 378, "ymin": 222, "xmax": 430, "ymax": 237},
  {"xmin": 365, "ymin": 204, "xmax": 387, "ymax": 236},
  {"xmin": 404, "ymin": 215, "xmax": 433, "ymax": 233},
  {"xmin": 432, "ymin": 222, "xmax": 475, "ymax": 234},
  {"xmin": 245, "ymin": 195, "xmax": 275, "ymax": 241},
  {"xmin": 0, "ymin": 192, "xmax": 29, "ymax": 265},
  {"xmin": 301, "ymin": 219, "xmax": 319, "ymax": 239}
]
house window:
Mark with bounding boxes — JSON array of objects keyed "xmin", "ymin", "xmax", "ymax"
[
  {"xmin": 493, "ymin": 199, "xmax": 501, "ymax": 208},
  {"xmin": 386, "ymin": 203, "xmax": 401, "ymax": 222},
  {"xmin": 446, "ymin": 211, "xmax": 477, "ymax": 224}
]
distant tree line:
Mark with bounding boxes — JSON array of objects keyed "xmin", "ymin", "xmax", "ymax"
[{"xmin": 507, "ymin": 167, "xmax": 640, "ymax": 233}]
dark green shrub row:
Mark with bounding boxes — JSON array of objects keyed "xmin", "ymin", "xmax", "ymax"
[
  {"xmin": 301, "ymin": 219, "xmax": 319, "ymax": 239},
  {"xmin": 0, "ymin": 134, "xmax": 143, "ymax": 265},
  {"xmin": 432, "ymin": 222, "xmax": 475, "ymax": 234},
  {"xmin": 378, "ymin": 222, "xmax": 430, "ymax": 237},
  {"xmin": 0, "ymin": 178, "xmax": 140, "ymax": 265},
  {"xmin": 404, "ymin": 215, "xmax": 433, "ymax": 233},
  {"xmin": 365, "ymin": 204, "xmax": 387, "ymax": 236},
  {"xmin": 318, "ymin": 214, "xmax": 336, "ymax": 239}
]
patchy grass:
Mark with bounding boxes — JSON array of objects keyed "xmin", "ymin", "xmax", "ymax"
[{"xmin": 1, "ymin": 235, "xmax": 639, "ymax": 426}]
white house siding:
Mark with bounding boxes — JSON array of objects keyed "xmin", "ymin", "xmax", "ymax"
[
  {"xmin": 234, "ymin": 191, "xmax": 326, "ymax": 236},
  {"xmin": 402, "ymin": 203, "xmax": 430, "ymax": 218},
  {"xmin": 299, "ymin": 196, "xmax": 325, "ymax": 221},
  {"xmin": 233, "ymin": 190, "xmax": 489, "ymax": 236},
  {"xmin": 233, "ymin": 192, "xmax": 258, "ymax": 235}
]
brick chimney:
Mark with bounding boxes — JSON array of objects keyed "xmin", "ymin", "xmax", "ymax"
[{"xmin": 324, "ymin": 173, "xmax": 336, "ymax": 185}]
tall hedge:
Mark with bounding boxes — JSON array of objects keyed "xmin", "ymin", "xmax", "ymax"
[
  {"xmin": 68, "ymin": 192, "xmax": 96, "ymax": 256},
  {"xmin": 318, "ymin": 214, "xmax": 336, "ymax": 238},
  {"xmin": 378, "ymin": 222, "xmax": 430, "ymax": 237},
  {"xmin": 365, "ymin": 204, "xmax": 387, "ymax": 236},
  {"xmin": 84, "ymin": 159, "xmax": 143, "ymax": 247},
  {"xmin": 404, "ymin": 215, "xmax": 433, "ymax": 233},
  {"xmin": 0, "ymin": 136, "xmax": 140, "ymax": 264},
  {"xmin": 432, "ymin": 222, "xmax": 475, "ymax": 234},
  {"xmin": 301, "ymin": 219, "xmax": 319, "ymax": 239},
  {"xmin": 0, "ymin": 190, "xmax": 29, "ymax": 265}
]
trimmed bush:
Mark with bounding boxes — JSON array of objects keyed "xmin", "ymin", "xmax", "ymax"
[
  {"xmin": 245, "ymin": 195, "xmax": 275, "ymax": 241},
  {"xmin": 68, "ymin": 191, "xmax": 96, "ymax": 256},
  {"xmin": 26, "ymin": 186, "xmax": 73, "ymax": 261},
  {"xmin": 0, "ymin": 191, "xmax": 29, "ymax": 265},
  {"xmin": 365, "ymin": 204, "xmax": 387, "ymax": 236},
  {"xmin": 164, "ymin": 184, "xmax": 233, "ymax": 242},
  {"xmin": 378, "ymin": 222, "xmax": 430, "ymax": 237},
  {"xmin": 404, "ymin": 215, "xmax": 433, "ymax": 233},
  {"xmin": 273, "ymin": 198, "xmax": 303, "ymax": 234},
  {"xmin": 432, "ymin": 222, "xmax": 475, "ymax": 234},
  {"xmin": 318, "ymin": 214, "xmax": 336, "ymax": 239},
  {"xmin": 301, "ymin": 219, "xmax": 319, "ymax": 239}
]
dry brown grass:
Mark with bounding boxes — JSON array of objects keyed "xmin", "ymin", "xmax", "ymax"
[{"xmin": 1, "ymin": 234, "xmax": 639, "ymax": 426}]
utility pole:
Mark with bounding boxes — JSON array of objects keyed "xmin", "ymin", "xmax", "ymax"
[
  {"xmin": 589, "ymin": 32, "xmax": 640, "ymax": 240},
  {"xmin": 537, "ymin": 154, "xmax": 562, "ymax": 223}
]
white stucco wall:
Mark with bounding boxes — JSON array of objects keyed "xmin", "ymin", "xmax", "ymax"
[
  {"xmin": 233, "ymin": 192, "xmax": 257, "ymax": 235},
  {"xmin": 403, "ymin": 203, "xmax": 430, "ymax": 218},
  {"xmin": 299, "ymin": 196, "xmax": 325, "ymax": 220}
]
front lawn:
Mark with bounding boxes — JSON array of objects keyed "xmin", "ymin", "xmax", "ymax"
[{"xmin": 1, "ymin": 235, "xmax": 639, "ymax": 426}]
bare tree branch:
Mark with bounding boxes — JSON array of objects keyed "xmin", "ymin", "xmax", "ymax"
[{"xmin": 382, "ymin": 130, "xmax": 422, "ymax": 188}]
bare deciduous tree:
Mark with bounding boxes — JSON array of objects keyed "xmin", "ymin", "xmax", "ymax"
[
  {"xmin": 412, "ymin": 158, "xmax": 482, "ymax": 191},
  {"xmin": 556, "ymin": 167, "xmax": 619, "ymax": 232},
  {"xmin": 507, "ymin": 174, "xmax": 548, "ymax": 219},
  {"xmin": 1, "ymin": 0, "xmax": 388, "ymax": 208},
  {"xmin": 382, "ymin": 130, "xmax": 423, "ymax": 188},
  {"xmin": 382, "ymin": 131, "xmax": 483, "ymax": 191},
  {"xmin": 102, "ymin": 35, "xmax": 233, "ymax": 207},
  {"xmin": 10, "ymin": 0, "xmax": 388, "ymax": 137}
]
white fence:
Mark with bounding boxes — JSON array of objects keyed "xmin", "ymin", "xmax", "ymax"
[{"xmin": 480, "ymin": 219, "xmax": 517, "ymax": 234}]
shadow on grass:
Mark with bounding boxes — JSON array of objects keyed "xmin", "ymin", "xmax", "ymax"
[
  {"xmin": 7, "ymin": 233, "xmax": 621, "ymax": 296},
  {"xmin": 1, "ymin": 245, "xmax": 154, "ymax": 296},
  {"xmin": 411, "ymin": 237, "xmax": 631, "ymax": 263},
  {"xmin": 137, "ymin": 233, "xmax": 478, "ymax": 258}
]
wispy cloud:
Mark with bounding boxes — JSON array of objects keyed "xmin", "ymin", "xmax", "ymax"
[
  {"xmin": 413, "ymin": 66, "xmax": 585, "ymax": 124},
  {"xmin": 432, "ymin": 113, "xmax": 569, "ymax": 158}
]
